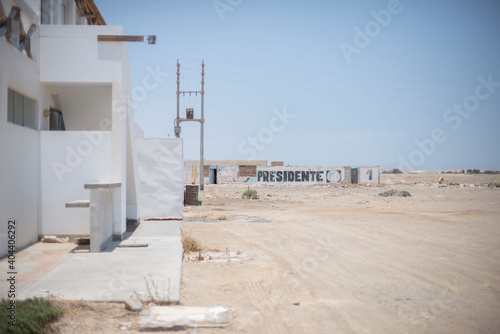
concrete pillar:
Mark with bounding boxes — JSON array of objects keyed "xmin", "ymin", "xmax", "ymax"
[{"xmin": 111, "ymin": 82, "xmax": 126, "ymax": 239}]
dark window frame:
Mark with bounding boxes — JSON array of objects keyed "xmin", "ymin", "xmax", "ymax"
[
  {"xmin": 7, "ymin": 88, "xmax": 37, "ymax": 130},
  {"xmin": 49, "ymin": 108, "xmax": 66, "ymax": 131}
]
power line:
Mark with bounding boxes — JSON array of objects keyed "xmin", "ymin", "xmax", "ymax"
[
  {"xmin": 210, "ymin": 68, "xmax": 474, "ymax": 94},
  {"xmin": 208, "ymin": 76, "xmax": 500, "ymax": 102},
  {"xmin": 204, "ymin": 59, "xmax": 474, "ymax": 87}
]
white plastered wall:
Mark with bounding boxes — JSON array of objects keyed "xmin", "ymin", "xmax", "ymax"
[
  {"xmin": 46, "ymin": 84, "xmax": 112, "ymax": 130},
  {"xmin": 38, "ymin": 24, "xmax": 140, "ymax": 236},
  {"xmin": 0, "ymin": 18, "xmax": 141, "ymax": 253},
  {"xmin": 39, "ymin": 25, "xmax": 125, "ymax": 83},
  {"xmin": 39, "ymin": 131, "xmax": 112, "ymax": 235},
  {"xmin": 0, "ymin": 36, "xmax": 40, "ymax": 258},
  {"xmin": 137, "ymin": 139, "xmax": 184, "ymax": 219}
]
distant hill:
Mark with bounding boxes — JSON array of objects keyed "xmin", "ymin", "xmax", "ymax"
[{"xmin": 380, "ymin": 166, "xmax": 500, "ymax": 174}]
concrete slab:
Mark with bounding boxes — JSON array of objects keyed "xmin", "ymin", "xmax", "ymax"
[
  {"xmin": 65, "ymin": 200, "xmax": 90, "ymax": 208},
  {"xmin": 0, "ymin": 242, "xmax": 75, "ymax": 294},
  {"xmin": 0, "ymin": 220, "xmax": 182, "ymax": 303},
  {"xmin": 138, "ymin": 305, "xmax": 229, "ymax": 329}
]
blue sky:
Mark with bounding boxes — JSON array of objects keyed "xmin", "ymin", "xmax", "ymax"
[{"xmin": 95, "ymin": 0, "xmax": 500, "ymax": 169}]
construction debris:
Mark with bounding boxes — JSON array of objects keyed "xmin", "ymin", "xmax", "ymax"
[
  {"xmin": 185, "ymin": 250, "xmax": 246, "ymax": 263},
  {"xmin": 124, "ymin": 298, "xmax": 143, "ymax": 312},
  {"xmin": 137, "ymin": 305, "xmax": 229, "ymax": 329},
  {"xmin": 74, "ymin": 238, "xmax": 90, "ymax": 245},
  {"xmin": 118, "ymin": 241, "xmax": 149, "ymax": 248},
  {"xmin": 378, "ymin": 190, "xmax": 412, "ymax": 197},
  {"xmin": 41, "ymin": 235, "xmax": 70, "ymax": 243}
]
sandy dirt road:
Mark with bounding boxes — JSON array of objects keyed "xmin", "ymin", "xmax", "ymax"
[{"xmin": 181, "ymin": 175, "xmax": 500, "ymax": 333}]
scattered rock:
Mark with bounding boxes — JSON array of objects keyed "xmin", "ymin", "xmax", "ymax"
[
  {"xmin": 119, "ymin": 322, "xmax": 133, "ymax": 330},
  {"xmin": 124, "ymin": 298, "xmax": 143, "ymax": 312},
  {"xmin": 186, "ymin": 251, "xmax": 246, "ymax": 263},
  {"xmin": 378, "ymin": 190, "xmax": 412, "ymax": 197}
]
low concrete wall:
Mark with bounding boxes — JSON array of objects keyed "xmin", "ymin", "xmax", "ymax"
[
  {"xmin": 184, "ymin": 163, "xmax": 209, "ymax": 185},
  {"xmin": 183, "ymin": 164, "xmax": 379, "ymax": 185},
  {"xmin": 137, "ymin": 138, "xmax": 184, "ymax": 219},
  {"xmin": 89, "ymin": 186, "xmax": 119, "ymax": 252},
  {"xmin": 217, "ymin": 166, "xmax": 256, "ymax": 184},
  {"xmin": 256, "ymin": 166, "xmax": 352, "ymax": 185},
  {"xmin": 358, "ymin": 166, "xmax": 380, "ymax": 185}
]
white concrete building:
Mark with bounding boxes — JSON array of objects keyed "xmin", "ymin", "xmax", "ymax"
[{"xmin": 0, "ymin": 0, "xmax": 142, "ymax": 257}]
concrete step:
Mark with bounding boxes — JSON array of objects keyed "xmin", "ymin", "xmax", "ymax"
[{"xmin": 65, "ymin": 200, "xmax": 90, "ymax": 208}]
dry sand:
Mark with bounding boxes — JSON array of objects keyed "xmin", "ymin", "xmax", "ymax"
[{"xmin": 181, "ymin": 174, "xmax": 500, "ymax": 333}]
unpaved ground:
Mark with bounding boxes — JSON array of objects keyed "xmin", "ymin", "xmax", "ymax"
[
  {"xmin": 45, "ymin": 301, "xmax": 140, "ymax": 333},
  {"xmin": 181, "ymin": 174, "xmax": 500, "ymax": 333},
  {"xmin": 38, "ymin": 174, "xmax": 500, "ymax": 333}
]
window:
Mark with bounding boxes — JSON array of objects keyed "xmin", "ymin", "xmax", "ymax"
[
  {"xmin": 49, "ymin": 108, "xmax": 65, "ymax": 131},
  {"xmin": 63, "ymin": 0, "xmax": 70, "ymax": 24},
  {"xmin": 41, "ymin": 0, "xmax": 51, "ymax": 24},
  {"xmin": 7, "ymin": 89, "xmax": 37, "ymax": 130}
]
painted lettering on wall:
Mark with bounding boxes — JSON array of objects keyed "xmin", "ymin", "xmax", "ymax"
[
  {"xmin": 258, "ymin": 170, "xmax": 325, "ymax": 183},
  {"xmin": 257, "ymin": 169, "xmax": 345, "ymax": 184}
]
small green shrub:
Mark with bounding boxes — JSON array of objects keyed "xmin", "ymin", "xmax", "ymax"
[
  {"xmin": 242, "ymin": 189, "xmax": 259, "ymax": 200},
  {"xmin": 0, "ymin": 297, "xmax": 64, "ymax": 334}
]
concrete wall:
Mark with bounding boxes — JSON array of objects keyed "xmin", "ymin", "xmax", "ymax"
[
  {"xmin": 239, "ymin": 165, "xmax": 258, "ymax": 177},
  {"xmin": 0, "ymin": 1, "xmax": 139, "ymax": 257},
  {"xmin": 39, "ymin": 25, "xmax": 126, "ymax": 83},
  {"xmin": 184, "ymin": 160, "xmax": 268, "ymax": 167},
  {"xmin": 39, "ymin": 24, "xmax": 137, "ymax": 233},
  {"xmin": 47, "ymin": 84, "xmax": 112, "ymax": 131},
  {"xmin": 126, "ymin": 113, "xmax": 140, "ymax": 220},
  {"xmin": 184, "ymin": 164, "xmax": 260, "ymax": 184},
  {"xmin": 358, "ymin": 166, "xmax": 380, "ymax": 185},
  {"xmin": 0, "ymin": 33, "xmax": 41, "ymax": 258},
  {"xmin": 217, "ymin": 166, "xmax": 256, "ymax": 184},
  {"xmin": 40, "ymin": 131, "xmax": 112, "ymax": 235},
  {"xmin": 137, "ymin": 139, "xmax": 184, "ymax": 219},
  {"xmin": 182, "ymin": 163, "xmax": 380, "ymax": 186},
  {"xmin": 184, "ymin": 163, "xmax": 210, "ymax": 185},
  {"xmin": 89, "ymin": 187, "xmax": 118, "ymax": 252},
  {"xmin": 256, "ymin": 166, "xmax": 352, "ymax": 185}
]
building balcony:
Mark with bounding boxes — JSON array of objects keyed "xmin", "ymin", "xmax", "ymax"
[{"xmin": 39, "ymin": 24, "xmax": 129, "ymax": 84}]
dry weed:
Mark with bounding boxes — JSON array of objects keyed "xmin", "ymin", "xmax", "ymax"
[{"xmin": 181, "ymin": 229, "xmax": 203, "ymax": 253}]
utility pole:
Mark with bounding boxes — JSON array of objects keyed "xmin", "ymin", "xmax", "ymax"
[{"xmin": 174, "ymin": 60, "xmax": 205, "ymax": 191}]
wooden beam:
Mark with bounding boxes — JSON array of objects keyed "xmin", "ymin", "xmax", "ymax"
[
  {"xmin": 87, "ymin": 0, "xmax": 106, "ymax": 25},
  {"xmin": 98, "ymin": 35, "xmax": 144, "ymax": 42},
  {"xmin": 0, "ymin": 1, "xmax": 6, "ymax": 25}
]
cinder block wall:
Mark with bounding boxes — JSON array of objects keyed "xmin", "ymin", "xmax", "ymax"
[{"xmin": 239, "ymin": 165, "xmax": 257, "ymax": 177}]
